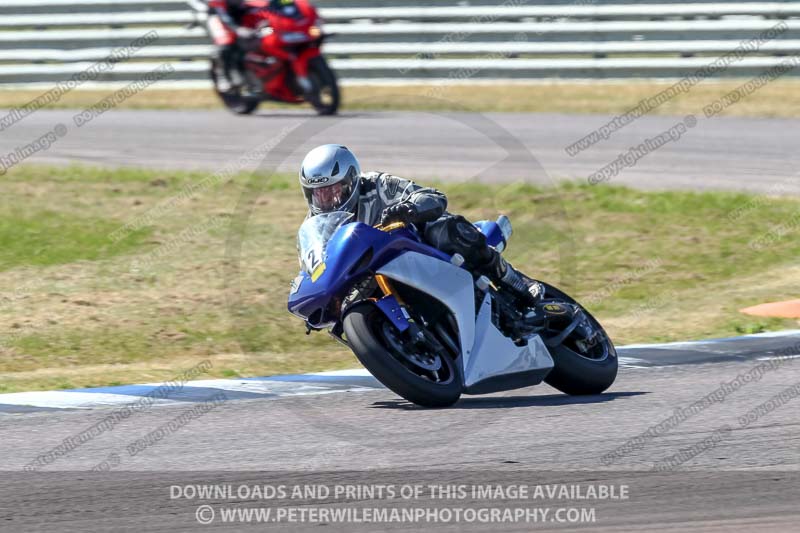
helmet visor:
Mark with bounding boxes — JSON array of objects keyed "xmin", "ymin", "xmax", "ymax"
[{"xmin": 307, "ymin": 180, "xmax": 352, "ymax": 212}]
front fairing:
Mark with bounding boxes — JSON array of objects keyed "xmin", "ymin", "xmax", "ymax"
[
  {"xmin": 297, "ymin": 211, "xmax": 354, "ymax": 276},
  {"xmin": 287, "ymin": 220, "xmax": 446, "ymax": 327},
  {"xmin": 288, "ymin": 222, "xmax": 375, "ymax": 325}
]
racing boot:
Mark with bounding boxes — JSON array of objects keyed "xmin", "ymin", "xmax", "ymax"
[
  {"xmin": 483, "ymin": 251, "xmax": 544, "ymax": 308},
  {"xmin": 214, "ymin": 45, "xmax": 241, "ymax": 93},
  {"xmin": 214, "ymin": 63, "xmax": 232, "ymax": 92}
]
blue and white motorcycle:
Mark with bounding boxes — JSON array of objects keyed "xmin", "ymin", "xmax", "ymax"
[{"xmin": 288, "ymin": 212, "xmax": 617, "ymax": 407}]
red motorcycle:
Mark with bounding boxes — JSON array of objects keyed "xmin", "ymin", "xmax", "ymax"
[{"xmin": 191, "ymin": 0, "xmax": 340, "ymax": 115}]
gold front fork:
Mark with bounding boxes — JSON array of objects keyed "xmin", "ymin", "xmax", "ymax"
[
  {"xmin": 373, "ymin": 222, "xmax": 407, "ymax": 304},
  {"xmin": 374, "ymin": 274, "xmax": 404, "ymax": 304}
]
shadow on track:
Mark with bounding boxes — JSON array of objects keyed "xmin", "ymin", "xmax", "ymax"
[
  {"xmin": 249, "ymin": 111, "xmax": 373, "ymax": 119},
  {"xmin": 370, "ymin": 391, "xmax": 648, "ymax": 410}
]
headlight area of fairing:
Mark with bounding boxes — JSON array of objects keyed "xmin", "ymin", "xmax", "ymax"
[{"xmin": 287, "ymin": 222, "xmax": 450, "ymax": 328}]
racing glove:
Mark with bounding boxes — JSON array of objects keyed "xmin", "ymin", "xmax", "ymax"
[{"xmin": 380, "ymin": 202, "xmax": 420, "ymax": 226}]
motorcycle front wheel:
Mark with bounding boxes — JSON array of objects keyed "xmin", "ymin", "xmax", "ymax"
[
  {"xmin": 343, "ymin": 302, "xmax": 462, "ymax": 408},
  {"xmin": 306, "ymin": 56, "xmax": 340, "ymax": 116},
  {"xmin": 210, "ymin": 60, "xmax": 260, "ymax": 115}
]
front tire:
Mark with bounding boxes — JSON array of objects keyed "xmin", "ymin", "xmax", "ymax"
[
  {"xmin": 343, "ymin": 302, "xmax": 462, "ymax": 407},
  {"xmin": 210, "ymin": 60, "xmax": 260, "ymax": 115},
  {"xmin": 306, "ymin": 56, "xmax": 340, "ymax": 116},
  {"xmin": 539, "ymin": 282, "xmax": 618, "ymax": 395}
]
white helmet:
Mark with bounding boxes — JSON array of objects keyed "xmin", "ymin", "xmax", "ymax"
[{"xmin": 299, "ymin": 144, "xmax": 361, "ymax": 215}]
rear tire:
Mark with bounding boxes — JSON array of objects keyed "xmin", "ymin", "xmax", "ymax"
[
  {"xmin": 343, "ymin": 302, "xmax": 462, "ymax": 407},
  {"xmin": 307, "ymin": 56, "xmax": 340, "ymax": 116},
  {"xmin": 539, "ymin": 282, "xmax": 618, "ymax": 395}
]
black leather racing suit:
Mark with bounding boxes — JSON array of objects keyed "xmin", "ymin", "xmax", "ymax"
[{"xmin": 346, "ymin": 172, "xmax": 502, "ymax": 275}]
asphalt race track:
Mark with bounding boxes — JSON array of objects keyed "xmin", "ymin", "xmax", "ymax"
[
  {"xmin": 1, "ymin": 332, "xmax": 799, "ymax": 531},
  {"xmin": 2, "ymin": 108, "xmax": 800, "ymax": 530},
  {"xmin": 2, "ymin": 109, "xmax": 800, "ymax": 194}
]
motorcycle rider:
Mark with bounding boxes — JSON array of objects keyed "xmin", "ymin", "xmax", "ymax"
[
  {"xmin": 298, "ymin": 144, "xmax": 543, "ymax": 307},
  {"xmin": 206, "ymin": 0, "xmax": 252, "ymax": 92},
  {"xmin": 206, "ymin": 0, "xmax": 298, "ymax": 92}
]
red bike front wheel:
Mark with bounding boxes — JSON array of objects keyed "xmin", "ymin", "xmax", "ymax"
[
  {"xmin": 210, "ymin": 59, "xmax": 260, "ymax": 115},
  {"xmin": 306, "ymin": 56, "xmax": 340, "ymax": 116}
]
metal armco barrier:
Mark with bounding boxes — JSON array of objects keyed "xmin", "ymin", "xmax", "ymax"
[{"xmin": 1, "ymin": 0, "xmax": 799, "ymax": 86}]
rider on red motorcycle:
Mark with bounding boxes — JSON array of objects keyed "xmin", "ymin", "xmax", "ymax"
[{"xmin": 207, "ymin": 0, "xmax": 298, "ymax": 91}]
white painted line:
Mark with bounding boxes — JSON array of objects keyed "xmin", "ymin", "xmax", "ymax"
[
  {"xmin": 307, "ymin": 368, "xmax": 373, "ymax": 377},
  {"xmin": 0, "ymin": 376, "xmax": 382, "ymax": 412},
  {"xmin": 618, "ymin": 357, "xmax": 649, "ymax": 368},
  {"xmin": 619, "ymin": 329, "xmax": 800, "ymax": 350},
  {"xmin": 757, "ymin": 354, "xmax": 800, "ymax": 361},
  {"xmin": 2, "ymin": 330, "xmax": 799, "ymax": 413},
  {"xmin": 182, "ymin": 379, "xmax": 367, "ymax": 395},
  {"xmin": 0, "ymin": 391, "xmax": 174, "ymax": 410},
  {"xmin": 740, "ymin": 329, "xmax": 800, "ymax": 339}
]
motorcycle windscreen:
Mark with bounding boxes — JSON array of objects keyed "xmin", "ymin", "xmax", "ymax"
[{"xmin": 297, "ymin": 211, "xmax": 353, "ymax": 279}]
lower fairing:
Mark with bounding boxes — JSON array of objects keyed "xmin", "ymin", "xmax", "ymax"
[{"xmin": 377, "ymin": 252, "xmax": 554, "ymax": 395}]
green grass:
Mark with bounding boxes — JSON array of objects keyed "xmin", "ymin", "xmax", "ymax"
[
  {"xmin": 0, "ymin": 164, "xmax": 797, "ymax": 392},
  {"xmin": 0, "ymin": 210, "xmax": 150, "ymax": 271},
  {"xmin": 3, "ymin": 80, "xmax": 800, "ymax": 117}
]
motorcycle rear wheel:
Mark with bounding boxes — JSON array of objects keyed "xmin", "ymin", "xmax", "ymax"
[
  {"xmin": 343, "ymin": 302, "xmax": 462, "ymax": 408},
  {"xmin": 538, "ymin": 282, "xmax": 618, "ymax": 395}
]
